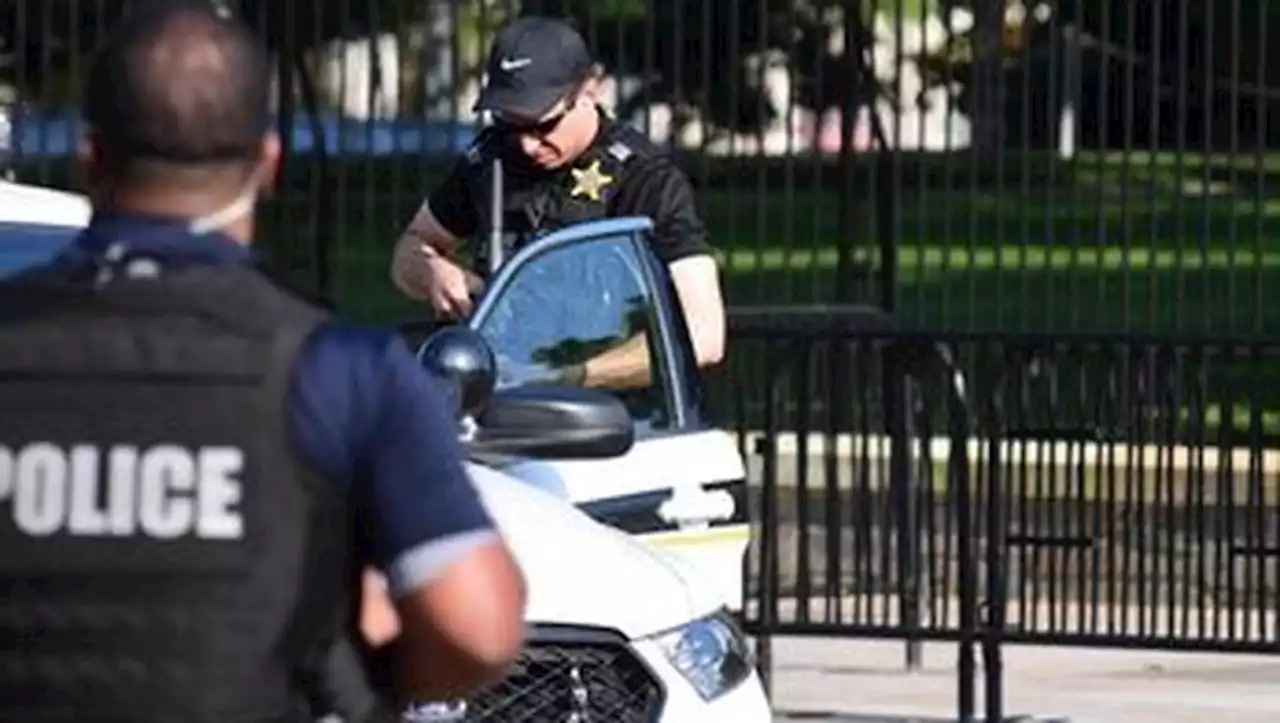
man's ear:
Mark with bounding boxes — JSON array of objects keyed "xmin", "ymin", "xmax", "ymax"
[
  {"xmin": 76, "ymin": 131, "xmax": 102, "ymax": 186},
  {"xmin": 256, "ymin": 131, "xmax": 282, "ymax": 197}
]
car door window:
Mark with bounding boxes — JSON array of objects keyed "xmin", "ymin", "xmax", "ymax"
[{"xmin": 473, "ymin": 234, "xmax": 673, "ymax": 430}]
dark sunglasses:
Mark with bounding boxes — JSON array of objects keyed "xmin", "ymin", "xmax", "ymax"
[
  {"xmin": 493, "ymin": 91, "xmax": 581, "ymax": 136},
  {"xmin": 493, "ymin": 110, "xmax": 568, "ymax": 136}
]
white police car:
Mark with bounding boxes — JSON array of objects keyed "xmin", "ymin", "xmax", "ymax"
[
  {"xmin": 0, "ymin": 179, "xmax": 91, "ymax": 275},
  {"xmin": 0, "ymin": 182, "xmax": 771, "ymax": 722},
  {"xmin": 437, "ymin": 216, "xmax": 752, "ymax": 613}
]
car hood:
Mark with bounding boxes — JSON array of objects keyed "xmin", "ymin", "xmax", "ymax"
[{"xmin": 467, "ymin": 461, "xmax": 723, "ymax": 640}]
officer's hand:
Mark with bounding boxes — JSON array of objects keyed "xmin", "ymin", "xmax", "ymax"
[
  {"xmin": 496, "ymin": 360, "xmax": 585, "ymax": 389},
  {"xmin": 360, "ymin": 567, "xmax": 400, "ymax": 647},
  {"xmin": 497, "ymin": 360, "xmax": 558, "ymax": 388},
  {"xmin": 423, "ymin": 255, "xmax": 475, "ymax": 319},
  {"xmin": 555, "ymin": 363, "xmax": 587, "ymax": 387}
]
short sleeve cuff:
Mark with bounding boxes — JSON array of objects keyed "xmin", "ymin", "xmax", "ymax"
[{"xmin": 384, "ymin": 528, "xmax": 504, "ymax": 599}]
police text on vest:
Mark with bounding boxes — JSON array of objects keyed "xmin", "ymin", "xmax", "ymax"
[{"xmin": 0, "ymin": 443, "xmax": 245, "ymax": 539}]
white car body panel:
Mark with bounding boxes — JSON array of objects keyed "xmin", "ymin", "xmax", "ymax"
[
  {"xmin": 472, "ymin": 461, "xmax": 769, "ymax": 721},
  {"xmin": 0, "ymin": 180, "xmax": 91, "ymax": 227},
  {"xmin": 468, "ymin": 461, "xmax": 719, "ymax": 639},
  {"xmin": 500, "ymin": 429, "xmax": 750, "ymax": 611}
]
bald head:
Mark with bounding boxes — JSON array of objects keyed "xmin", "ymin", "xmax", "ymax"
[{"xmin": 82, "ymin": 1, "xmax": 273, "ymax": 188}]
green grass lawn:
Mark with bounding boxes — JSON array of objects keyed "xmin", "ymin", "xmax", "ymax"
[
  {"xmin": 20, "ymin": 149, "xmax": 1276, "ymax": 334},
  {"xmin": 261, "ymin": 182, "xmax": 1280, "ymax": 335}
]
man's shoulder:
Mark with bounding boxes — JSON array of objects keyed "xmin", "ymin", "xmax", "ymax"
[
  {"xmin": 462, "ymin": 127, "xmax": 504, "ymax": 166},
  {"xmin": 286, "ymin": 321, "xmax": 442, "ymax": 488},
  {"xmin": 603, "ymin": 120, "xmax": 666, "ymax": 165},
  {"xmin": 298, "ymin": 322, "xmax": 409, "ymax": 378},
  {"xmin": 602, "ymin": 123, "xmax": 693, "ymax": 186}
]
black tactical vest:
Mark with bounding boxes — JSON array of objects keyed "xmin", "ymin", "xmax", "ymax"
[
  {"xmin": 465, "ymin": 116, "xmax": 657, "ymax": 271},
  {"xmin": 0, "ymin": 261, "xmax": 384, "ymax": 723}
]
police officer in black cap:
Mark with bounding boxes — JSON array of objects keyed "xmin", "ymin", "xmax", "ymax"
[
  {"xmin": 390, "ymin": 15, "xmax": 726, "ymax": 391},
  {"xmin": 0, "ymin": 3, "xmax": 526, "ymax": 721}
]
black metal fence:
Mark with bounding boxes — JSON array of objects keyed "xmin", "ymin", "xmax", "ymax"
[
  {"xmin": 722, "ymin": 317, "xmax": 1280, "ymax": 719},
  {"xmin": 4, "ymin": 0, "xmax": 1278, "ymax": 333}
]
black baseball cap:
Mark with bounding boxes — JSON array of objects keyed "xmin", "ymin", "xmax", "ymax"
[{"xmin": 474, "ymin": 16, "xmax": 594, "ymax": 120}]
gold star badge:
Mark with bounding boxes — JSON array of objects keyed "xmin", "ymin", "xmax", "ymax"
[{"xmin": 569, "ymin": 159, "xmax": 614, "ymax": 202}]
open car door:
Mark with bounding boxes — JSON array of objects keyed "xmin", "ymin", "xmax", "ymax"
[{"xmin": 466, "ymin": 217, "xmax": 749, "ymax": 610}]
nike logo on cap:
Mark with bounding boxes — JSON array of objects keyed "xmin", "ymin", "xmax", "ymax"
[{"xmin": 499, "ymin": 57, "xmax": 532, "ymax": 72}]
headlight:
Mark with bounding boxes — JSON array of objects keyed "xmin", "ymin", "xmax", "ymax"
[{"xmin": 650, "ymin": 608, "xmax": 754, "ymax": 701}]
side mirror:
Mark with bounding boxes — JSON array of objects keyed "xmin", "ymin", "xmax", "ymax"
[
  {"xmin": 469, "ymin": 386, "xmax": 635, "ymax": 460},
  {"xmin": 416, "ymin": 326, "xmax": 496, "ymax": 417}
]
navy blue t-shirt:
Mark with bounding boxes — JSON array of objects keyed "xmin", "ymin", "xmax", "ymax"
[{"xmin": 54, "ymin": 212, "xmax": 496, "ymax": 598}]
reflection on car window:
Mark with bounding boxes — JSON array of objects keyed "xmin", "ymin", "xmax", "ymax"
[{"xmin": 475, "ymin": 235, "xmax": 669, "ymax": 429}]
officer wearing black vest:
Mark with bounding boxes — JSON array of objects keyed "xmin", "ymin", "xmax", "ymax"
[
  {"xmin": 0, "ymin": 3, "xmax": 526, "ymax": 721},
  {"xmin": 391, "ymin": 16, "xmax": 726, "ymax": 391}
]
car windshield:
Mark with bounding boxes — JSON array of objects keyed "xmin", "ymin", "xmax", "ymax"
[{"xmin": 0, "ymin": 222, "xmax": 78, "ymax": 280}]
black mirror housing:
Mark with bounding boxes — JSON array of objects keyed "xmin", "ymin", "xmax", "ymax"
[
  {"xmin": 416, "ymin": 326, "xmax": 496, "ymax": 417},
  {"xmin": 470, "ymin": 386, "xmax": 635, "ymax": 460}
]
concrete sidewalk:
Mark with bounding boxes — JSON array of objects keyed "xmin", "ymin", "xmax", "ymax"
[{"xmin": 765, "ymin": 637, "xmax": 1280, "ymax": 722}]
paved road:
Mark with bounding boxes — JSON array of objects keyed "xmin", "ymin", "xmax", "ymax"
[{"xmin": 764, "ymin": 637, "xmax": 1280, "ymax": 722}]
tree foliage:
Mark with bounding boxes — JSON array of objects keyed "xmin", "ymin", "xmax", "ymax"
[{"xmin": 4, "ymin": 0, "xmax": 1276, "ymax": 149}]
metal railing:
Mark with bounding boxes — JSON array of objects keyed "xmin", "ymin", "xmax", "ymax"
[
  {"xmin": 721, "ymin": 315, "xmax": 1280, "ymax": 720},
  {"xmin": 4, "ymin": 0, "xmax": 1277, "ymax": 334}
]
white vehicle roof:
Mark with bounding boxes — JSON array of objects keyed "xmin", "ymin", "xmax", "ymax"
[{"xmin": 0, "ymin": 180, "xmax": 91, "ymax": 227}]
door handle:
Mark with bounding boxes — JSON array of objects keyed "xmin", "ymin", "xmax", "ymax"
[{"xmin": 656, "ymin": 486, "xmax": 736, "ymax": 529}]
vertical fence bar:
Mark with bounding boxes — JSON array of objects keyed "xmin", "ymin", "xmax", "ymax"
[
  {"xmin": 361, "ymin": 0, "xmax": 380, "ymax": 313},
  {"xmin": 809, "ymin": 2, "xmax": 828, "ymax": 305},
  {"xmin": 37, "ymin": 0, "xmax": 52, "ymax": 183},
  {"xmin": 795, "ymin": 337, "xmax": 813, "ymax": 623},
  {"xmin": 983, "ymin": 339, "xmax": 1006, "ymax": 723},
  {"xmin": 1120, "ymin": 0, "xmax": 1135, "ymax": 333},
  {"xmin": 1063, "ymin": 6, "xmax": 1082, "ymax": 332},
  {"xmin": 1042, "ymin": 2, "xmax": 1061, "ymax": 332},
  {"xmin": 836, "ymin": 0, "xmax": 860, "ymax": 306},
  {"xmin": 824, "ymin": 334, "xmax": 844, "ymax": 622},
  {"xmin": 940, "ymin": 0, "xmax": 958, "ymax": 327},
  {"xmin": 1173, "ymin": 0, "xmax": 1189, "ymax": 330},
  {"xmin": 1093, "ymin": 0, "xmax": 1110, "ymax": 331},
  {"xmin": 881, "ymin": 0, "xmax": 901, "ymax": 315},
  {"xmin": 755, "ymin": 342, "xmax": 787, "ymax": 697},
  {"xmin": 1015, "ymin": 0, "xmax": 1031, "ymax": 333},
  {"xmin": 1226, "ymin": 0, "xmax": 1241, "ymax": 331},
  {"xmin": 914, "ymin": 0, "xmax": 929, "ymax": 325},
  {"xmin": 886, "ymin": 344, "xmax": 921, "ymax": 670},
  {"xmin": 782, "ymin": 1, "xmax": 798, "ymax": 305},
  {"xmin": 1146, "ymin": 0, "xmax": 1162, "ymax": 329},
  {"xmin": 271, "ymin": 0, "xmax": 296, "ymax": 280},
  {"xmin": 1198, "ymin": 3, "xmax": 1214, "ymax": 335},
  {"xmin": 753, "ymin": 0, "xmax": 768, "ymax": 301},
  {"xmin": 1252, "ymin": 2, "xmax": 1267, "ymax": 337},
  {"xmin": 946, "ymin": 340, "xmax": 976, "ymax": 723}
]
